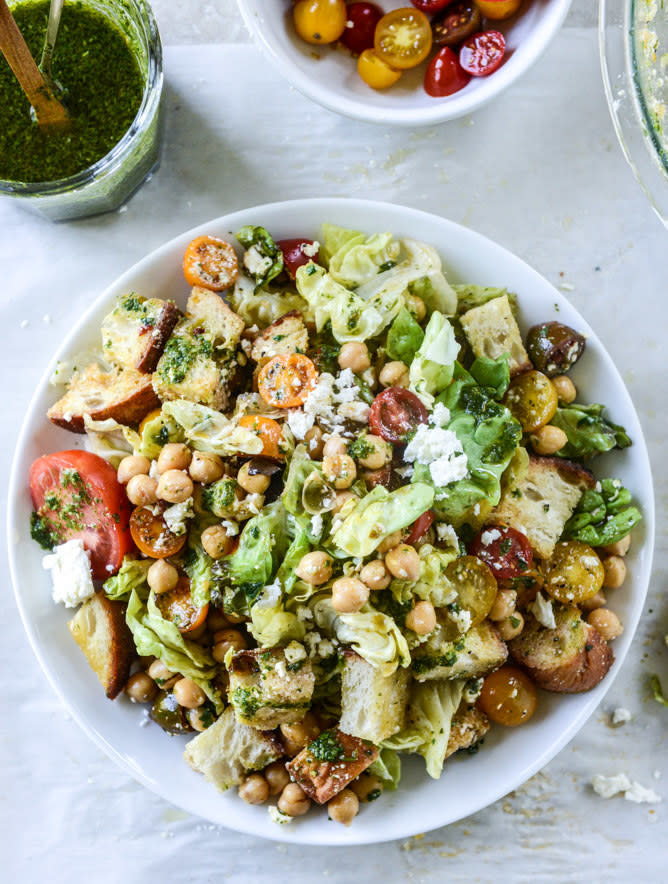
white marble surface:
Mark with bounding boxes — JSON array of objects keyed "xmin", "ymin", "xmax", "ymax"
[{"xmin": 1, "ymin": 2, "xmax": 667, "ymax": 881}]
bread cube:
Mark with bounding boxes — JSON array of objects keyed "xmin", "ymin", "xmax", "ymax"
[
  {"xmin": 249, "ymin": 310, "xmax": 309, "ymax": 366},
  {"xmin": 101, "ymin": 294, "xmax": 181, "ymax": 373},
  {"xmin": 339, "ymin": 650, "xmax": 409, "ymax": 743},
  {"xmin": 286, "ymin": 729, "xmax": 378, "ymax": 804},
  {"xmin": 459, "ymin": 294, "xmax": 531, "ymax": 376},
  {"xmin": 228, "ymin": 647, "xmax": 315, "ymax": 729},
  {"xmin": 412, "ymin": 621, "xmax": 508, "ymax": 682}
]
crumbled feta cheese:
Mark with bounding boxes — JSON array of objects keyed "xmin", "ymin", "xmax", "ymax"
[
  {"xmin": 310, "ymin": 513, "xmax": 324, "ymax": 536},
  {"xmin": 395, "ymin": 464, "xmax": 414, "ymax": 479},
  {"xmin": 625, "ymin": 782, "xmax": 662, "ymax": 804},
  {"xmin": 449, "ymin": 607, "xmax": 472, "ymax": 634},
  {"xmin": 338, "ymin": 400, "xmax": 370, "ymax": 422},
  {"xmin": 404, "ymin": 423, "xmax": 467, "ymax": 487},
  {"xmin": 268, "ymin": 806, "xmax": 292, "ymax": 825},
  {"xmin": 528, "ymin": 592, "xmax": 556, "ymax": 630},
  {"xmin": 436, "ymin": 523, "xmax": 459, "ymax": 548},
  {"xmin": 430, "ymin": 402, "xmax": 451, "ymax": 427},
  {"xmin": 243, "ymin": 245, "xmax": 272, "ymax": 277},
  {"xmin": 591, "ymin": 773, "xmax": 662, "ymax": 803},
  {"xmin": 611, "ymin": 707, "xmax": 632, "ymax": 727},
  {"xmin": 317, "ymin": 638, "xmax": 336, "ymax": 658},
  {"xmin": 274, "ymin": 660, "xmax": 288, "ymax": 680},
  {"xmin": 221, "ymin": 519, "xmax": 239, "ymax": 537},
  {"xmin": 301, "ymin": 240, "xmax": 320, "ymax": 258},
  {"xmin": 287, "ymin": 369, "xmax": 370, "ymax": 438},
  {"xmin": 163, "ymin": 497, "xmax": 194, "ymax": 536},
  {"xmin": 149, "ymin": 459, "xmax": 161, "ymax": 480},
  {"xmin": 303, "ymin": 631, "xmax": 322, "ymax": 657},
  {"xmin": 43, "ymin": 539, "xmax": 95, "ymax": 608},
  {"xmin": 480, "ymin": 528, "xmax": 501, "ymax": 546},
  {"xmin": 296, "ymin": 605, "xmax": 314, "ymax": 622},
  {"xmin": 284, "ymin": 641, "xmax": 307, "ymax": 664}
]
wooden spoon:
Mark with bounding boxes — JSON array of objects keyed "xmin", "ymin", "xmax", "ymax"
[{"xmin": 0, "ymin": 0, "xmax": 69, "ymax": 130}]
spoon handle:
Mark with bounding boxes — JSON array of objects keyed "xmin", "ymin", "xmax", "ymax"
[{"xmin": 39, "ymin": 0, "xmax": 65, "ymax": 87}]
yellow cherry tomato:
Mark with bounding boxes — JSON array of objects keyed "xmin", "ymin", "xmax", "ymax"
[
  {"xmin": 357, "ymin": 49, "xmax": 402, "ymax": 90},
  {"xmin": 374, "ymin": 8, "xmax": 433, "ymax": 70},
  {"xmin": 293, "ymin": 0, "xmax": 347, "ymax": 45},
  {"xmin": 475, "ymin": 0, "xmax": 523, "ymax": 21}
]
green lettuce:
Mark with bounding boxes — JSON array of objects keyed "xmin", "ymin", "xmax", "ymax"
[
  {"xmin": 368, "ymin": 748, "xmax": 402, "ymax": 791},
  {"xmin": 227, "ymin": 274, "xmax": 309, "ymax": 328},
  {"xmin": 326, "ymin": 228, "xmax": 400, "ymax": 287},
  {"xmin": 222, "ymin": 500, "xmax": 291, "ymax": 596},
  {"xmin": 236, "ymin": 225, "xmax": 284, "ymax": 288},
  {"xmin": 103, "ymin": 556, "xmax": 151, "ymax": 602},
  {"xmin": 469, "ymin": 355, "xmax": 511, "ymax": 399},
  {"xmin": 409, "ymin": 312, "xmax": 460, "ymax": 406},
  {"xmin": 183, "ymin": 521, "xmax": 217, "ymax": 608},
  {"xmin": 551, "ymin": 402, "xmax": 632, "ymax": 460},
  {"xmin": 134, "ymin": 409, "xmax": 184, "ymax": 459},
  {"xmin": 386, "ymin": 307, "xmax": 424, "ymax": 365},
  {"xmin": 281, "ymin": 444, "xmax": 330, "ymax": 541},
  {"xmin": 82, "ymin": 416, "xmax": 138, "ymax": 466},
  {"xmin": 650, "ymin": 675, "xmax": 668, "ymax": 707},
  {"xmin": 562, "ymin": 478, "xmax": 642, "ymax": 547},
  {"xmin": 320, "ymin": 223, "xmax": 366, "ymax": 266},
  {"xmin": 162, "ymin": 400, "xmax": 263, "ymax": 457},
  {"xmin": 248, "ymin": 579, "xmax": 306, "ymax": 647}
]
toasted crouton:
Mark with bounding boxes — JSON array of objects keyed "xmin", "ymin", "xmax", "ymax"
[
  {"xmin": 228, "ymin": 648, "xmax": 315, "ymax": 729},
  {"xmin": 249, "ymin": 310, "xmax": 309, "ymax": 366},
  {"xmin": 491, "ymin": 455, "xmax": 595, "ymax": 559},
  {"xmin": 48, "ymin": 363, "xmax": 160, "ymax": 433},
  {"xmin": 286, "ymin": 729, "xmax": 379, "ymax": 804},
  {"xmin": 459, "ymin": 294, "xmax": 531, "ymax": 376},
  {"xmin": 509, "ymin": 604, "xmax": 614, "ymax": 693},
  {"xmin": 339, "ymin": 651, "xmax": 410, "ymax": 743},
  {"xmin": 412, "ymin": 621, "xmax": 508, "ymax": 682},
  {"xmin": 101, "ymin": 294, "xmax": 181, "ymax": 373},
  {"xmin": 445, "ymin": 704, "xmax": 490, "ymax": 759},
  {"xmin": 184, "ymin": 707, "xmax": 283, "ymax": 791},
  {"xmin": 68, "ymin": 592, "xmax": 136, "ymax": 699}
]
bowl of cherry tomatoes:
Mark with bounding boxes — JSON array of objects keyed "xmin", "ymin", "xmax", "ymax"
[{"xmin": 236, "ymin": 0, "xmax": 573, "ymax": 125}]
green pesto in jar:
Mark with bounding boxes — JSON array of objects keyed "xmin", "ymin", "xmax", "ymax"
[{"xmin": 0, "ymin": 1, "xmax": 144, "ymax": 183}]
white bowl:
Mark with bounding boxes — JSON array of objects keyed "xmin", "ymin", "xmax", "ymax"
[
  {"xmin": 7, "ymin": 198, "xmax": 654, "ymax": 845},
  {"xmin": 236, "ymin": 0, "xmax": 573, "ymax": 126}
]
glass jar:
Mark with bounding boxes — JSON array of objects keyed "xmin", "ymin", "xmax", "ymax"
[{"xmin": 0, "ymin": 0, "xmax": 163, "ymax": 221}]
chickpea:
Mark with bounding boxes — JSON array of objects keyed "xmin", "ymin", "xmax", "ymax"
[
  {"xmin": 385, "ymin": 544, "xmax": 421, "ymax": 581},
  {"xmin": 323, "ymin": 434, "xmax": 347, "ymax": 459},
  {"xmin": 332, "ymin": 577, "xmax": 369, "ymax": 613},
  {"xmin": 489, "ymin": 589, "xmax": 517, "ymax": 622},
  {"xmin": 207, "ymin": 608, "xmax": 230, "ymax": 633},
  {"xmin": 580, "ymin": 590, "xmax": 607, "ymax": 612},
  {"xmin": 295, "ymin": 551, "xmax": 334, "ymax": 586},
  {"xmin": 189, "ymin": 451, "xmax": 224, "ymax": 484},
  {"xmin": 201, "ymin": 524, "xmax": 234, "ymax": 559},
  {"xmin": 405, "ymin": 294, "xmax": 426, "ymax": 322},
  {"xmin": 350, "ymin": 773, "xmax": 384, "ymax": 803},
  {"xmin": 172, "ymin": 677, "xmax": 206, "ymax": 709},
  {"xmin": 185, "ymin": 707, "xmax": 212, "ymax": 732},
  {"xmin": 147, "ymin": 659, "xmax": 178, "ymax": 689},
  {"xmin": 157, "ymin": 442, "xmax": 192, "ymax": 474},
  {"xmin": 279, "ymin": 712, "xmax": 320, "ymax": 756},
  {"xmin": 332, "ymin": 490, "xmax": 356, "ymax": 514},
  {"xmin": 588, "ymin": 608, "xmax": 623, "ymax": 641},
  {"xmin": 212, "ymin": 628, "xmax": 247, "ymax": 662},
  {"xmin": 377, "ymin": 530, "xmax": 403, "ymax": 554},
  {"xmin": 357, "ymin": 434, "xmax": 393, "ymax": 470},
  {"xmin": 277, "ymin": 783, "xmax": 311, "ymax": 817},
  {"xmin": 328, "ymin": 789, "xmax": 359, "ymax": 826},
  {"xmin": 496, "ymin": 612, "xmax": 524, "ymax": 640},
  {"xmin": 117, "ymin": 455, "xmax": 151, "ymax": 485},
  {"xmin": 304, "ymin": 426, "xmax": 325, "ymax": 460},
  {"xmin": 405, "ymin": 600, "xmax": 436, "ymax": 635},
  {"xmin": 602, "ymin": 534, "xmax": 632, "ymax": 557},
  {"xmin": 360, "ymin": 559, "xmax": 391, "ymax": 590},
  {"xmin": 237, "ymin": 461, "xmax": 271, "ymax": 495},
  {"xmin": 602, "ymin": 555, "xmax": 627, "ymax": 590},
  {"xmin": 265, "ymin": 761, "xmax": 291, "ymax": 796},
  {"xmin": 126, "ymin": 474, "xmax": 158, "ymax": 507},
  {"xmin": 238, "ymin": 773, "xmax": 269, "ymax": 805},
  {"xmin": 530, "ymin": 425, "xmax": 568, "ymax": 456},
  {"xmin": 338, "ymin": 341, "xmax": 371, "ymax": 373},
  {"xmin": 379, "ymin": 360, "xmax": 409, "ymax": 388},
  {"xmin": 552, "ymin": 374, "xmax": 577, "ymax": 404},
  {"xmin": 124, "ymin": 672, "xmax": 157, "ymax": 703},
  {"xmin": 323, "ymin": 453, "xmax": 357, "ymax": 489},
  {"xmin": 147, "ymin": 558, "xmax": 179, "ymax": 595},
  {"xmin": 157, "ymin": 469, "xmax": 194, "ymax": 504}
]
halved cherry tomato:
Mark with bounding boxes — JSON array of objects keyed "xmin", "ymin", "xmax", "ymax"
[
  {"xmin": 478, "ymin": 665, "xmax": 537, "ymax": 727},
  {"xmin": 368, "ymin": 387, "xmax": 428, "ymax": 443},
  {"xmin": 183, "ymin": 235, "xmax": 239, "ymax": 291},
  {"xmin": 432, "ymin": 1, "xmax": 482, "ymax": 47},
  {"xmin": 129, "ymin": 504, "xmax": 187, "ymax": 559},
  {"xmin": 29, "ymin": 450, "xmax": 132, "ymax": 579},
  {"xmin": 469, "ymin": 524, "xmax": 533, "ymax": 580},
  {"xmin": 405, "ymin": 508, "xmax": 435, "ymax": 544},
  {"xmin": 238, "ymin": 415, "xmax": 284, "ymax": 459},
  {"xmin": 374, "ymin": 8, "xmax": 433, "ymax": 70},
  {"xmin": 411, "ymin": 0, "xmax": 455, "ymax": 13},
  {"xmin": 276, "ymin": 238, "xmax": 319, "ymax": 279},
  {"xmin": 458, "ymin": 29, "xmax": 506, "ymax": 77},
  {"xmin": 424, "ymin": 46, "xmax": 470, "ymax": 96},
  {"xmin": 258, "ymin": 353, "xmax": 318, "ymax": 408},
  {"xmin": 474, "ymin": 0, "xmax": 522, "ymax": 21},
  {"xmin": 341, "ymin": 3, "xmax": 384, "ymax": 54},
  {"xmin": 358, "ymin": 49, "xmax": 403, "ymax": 89},
  {"xmin": 293, "ymin": 0, "xmax": 347, "ymax": 45},
  {"xmin": 154, "ymin": 577, "xmax": 209, "ymax": 634}
]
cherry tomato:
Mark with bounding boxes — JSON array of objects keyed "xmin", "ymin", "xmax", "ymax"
[
  {"xmin": 29, "ymin": 450, "xmax": 132, "ymax": 579},
  {"xmin": 503, "ymin": 370, "xmax": 558, "ymax": 433},
  {"xmin": 340, "ymin": 2, "xmax": 383, "ymax": 54},
  {"xmin": 445, "ymin": 555, "xmax": 497, "ymax": 627},
  {"xmin": 183, "ymin": 235, "xmax": 239, "ymax": 291},
  {"xmin": 368, "ymin": 387, "xmax": 428, "ymax": 443},
  {"xmin": 357, "ymin": 48, "xmax": 403, "ymax": 89},
  {"xmin": 478, "ymin": 665, "xmax": 538, "ymax": 727},
  {"xmin": 543, "ymin": 541, "xmax": 604, "ymax": 605},
  {"xmin": 424, "ymin": 46, "xmax": 470, "ymax": 96},
  {"xmin": 469, "ymin": 524, "xmax": 533, "ymax": 580},
  {"xmin": 458, "ymin": 29, "xmax": 506, "ymax": 77},
  {"xmin": 411, "ymin": 0, "xmax": 455, "ymax": 12},
  {"xmin": 432, "ymin": 1, "xmax": 482, "ymax": 47},
  {"xmin": 374, "ymin": 8, "xmax": 433, "ymax": 70},
  {"xmin": 238, "ymin": 415, "xmax": 284, "ymax": 459},
  {"xmin": 363, "ymin": 465, "xmax": 393, "ymax": 489},
  {"xmin": 276, "ymin": 238, "xmax": 319, "ymax": 279},
  {"xmin": 129, "ymin": 504, "xmax": 187, "ymax": 559},
  {"xmin": 154, "ymin": 577, "xmax": 209, "ymax": 634},
  {"xmin": 293, "ymin": 0, "xmax": 347, "ymax": 45},
  {"xmin": 258, "ymin": 353, "xmax": 318, "ymax": 408},
  {"xmin": 405, "ymin": 509, "xmax": 435, "ymax": 544},
  {"xmin": 474, "ymin": 0, "xmax": 522, "ymax": 21}
]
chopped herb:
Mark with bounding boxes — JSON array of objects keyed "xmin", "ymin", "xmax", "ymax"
[{"xmin": 308, "ymin": 730, "xmax": 345, "ymax": 762}]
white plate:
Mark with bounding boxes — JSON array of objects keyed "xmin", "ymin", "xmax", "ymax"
[
  {"xmin": 236, "ymin": 0, "xmax": 573, "ymax": 126},
  {"xmin": 7, "ymin": 198, "xmax": 654, "ymax": 845}
]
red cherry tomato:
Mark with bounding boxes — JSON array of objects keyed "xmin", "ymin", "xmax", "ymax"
[
  {"xmin": 458, "ymin": 29, "xmax": 506, "ymax": 77},
  {"xmin": 411, "ymin": 0, "xmax": 455, "ymax": 13},
  {"xmin": 368, "ymin": 387, "xmax": 428, "ymax": 443},
  {"xmin": 405, "ymin": 509, "xmax": 435, "ymax": 545},
  {"xmin": 340, "ymin": 3, "xmax": 383, "ymax": 54},
  {"xmin": 424, "ymin": 46, "xmax": 471, "ymax": 96},
  {"xmin": 29, "ymin": 450, "xmax": 133, "ymax": 579},
  {"xmin": 276, "ymin": 238, "xmax": 320, "ymax": 279},
  {"xmin": 469, "ymin": 524, "xmax": 533, "ymax": 580}
]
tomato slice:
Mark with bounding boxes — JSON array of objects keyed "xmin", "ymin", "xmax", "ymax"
[
  {"xmin": 154, "ymin": 577, "xmax": 209, "ymax": 634},
  {"xmin": 405, "ymin": 508, "xmax": 435, "ymax": 545},
  {"xmin": 238, "ymin": 415, "xmax": 284, "ymax": 459},
  {"xmin": 374, "ymin": 8, "xmax": 433, "ymax": 70},
  {"xmin": 276, "ymin": 238, "xmax": 320, "ymax": 280},
  {"xmin": 458, "ymin": 30, "xmax": 506, "ymax": 77},
  {"xmin": 29, "ymin": 450, "xmax": 133, "ymax": 579},
  {"xmin": 341, "ymin": 3, "xmax": 384, "ymax": 54},
  {"xmin": 368, "ymin": 387, "xmax": 428, "ymax": 443},
  {"xmin": 258, "ymin": 354, "xmax": 318, "ymax": 409},
  {"xmin": 129, "ymin": 504, "xmax": 187, "ymax": 559},
  {"xmin": 411, "ymin": 0, "xmax": 455, "ymax": 12},
  {"xmin": 469, "ymin": 525, "xmax": 533, "ymax": 580},
  {"xmin": 432, "ymin": 1, "xmax": 482, "ymax": 48},
  {"xmin": 424, "ymin": 46, "xmax": 471, "ymax": 96},
  {"xmin": 183, "ymin": 235, "xmax": 239, "ymax": 291}
]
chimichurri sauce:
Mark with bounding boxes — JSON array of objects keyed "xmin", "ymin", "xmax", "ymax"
[{"xmin": 0, "ymin": 1, "xmax": 144, "ymax": 183}]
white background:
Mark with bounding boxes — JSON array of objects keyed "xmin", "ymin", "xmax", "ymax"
[{"xmin": 1, "ymin": 2, "xmax": 666, "ymax": 881}]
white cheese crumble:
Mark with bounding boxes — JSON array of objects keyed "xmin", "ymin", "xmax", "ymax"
[
  {"xmin": 611, "ymin": 707, "xmax": 632, "ymax": 727},
  {"xmin": 591, "ymin": 773, "xmax": 662, "ymax": 803},
  {"xmin": 404, "ymin": 423, "xmax": 468, "ymax": 487},
  {"xmin": 528, "ymin": 592, "xmax": 557, "ymax": 630},
  {"xmin": 284, "ymin": 641, "xmax": 307, "ymax": 664},
  {"xmin": 221, "ymin": 519, "xmax": 239, "ymax": 537},
  {"xmin": 301, "ymin": 240, "xmax": 320, "ymax": 257},
  {"xmin": 449, "ymin": 607, "xmax": 472, "ymax": 634},
  {"xmin": 436, "ymin": 522, "xmax": 459, "ymax": 548},
  {"xmin": 287, "ymin": 369, "xmax": 370, "ymax": 438},
  {"xmin": 480, "ymin": 528, "xmax": 501, "ymax": 546},
  {"xmin": 163, "ymin": 497, "xmax": 194, "ymax": 536},
  {"xmin": 43, "ymin": 539, "xmax": 95, "ymax": 608},
  {"xmin": 268, "ymin": 806, "xmax": 292, "ymax": 825},
  {"xmin": 243, "ymin": 245, "xmax": 272, "ymax": 277},
  {"xmin": 430, "ymin": 402, "xmax": 451, "ymax": 427},
  {"xmin": 310, "ymin": 513, "xmax": 324, "ymax": 537}
]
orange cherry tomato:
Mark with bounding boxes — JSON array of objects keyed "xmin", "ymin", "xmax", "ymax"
[
  {"xmin": 374, "ymin": 8, "xmax": 433, "ymax": 70},
  {"xmin": 238, "ymin": 415, "xmax": 284, "ymax": 459},
  {"xmin": 293, "ymin": 0, "xmax": 347, "ymax": 45},
  {"xmin": 475, "ymin": 0, "xmax": 522, "ymax": 21},
  {"xmin": 129, "ymin": 504, "xmax": 187, "ymax": 559},
  {"xmin": 154, "ymin": 577, "xmax": 209, "ymax": 634},
  {"xmin": 478, "ymin": 665, "xmax": 537, "ymax": 726},
  {"xmin": 357, "ymin": 48, "xmax": 402, "ymax": 89},
  {"xmin": 257, "ymin": 354, "xmax": 318, "ymax": 408},
  {"xmin": 183, "ymin": 235, "xmax": 239, "ymax": 291}
]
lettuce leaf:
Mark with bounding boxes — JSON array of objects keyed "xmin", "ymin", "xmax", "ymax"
[
  {"xmin": 227, "ymin": 273, "xmax": 310, "ymax": 328},
  {"xmin": 281, "ymin": 444, "xmax": 329, "ymax": 542},
  {"xmin": 236, "ymin": 225, "xmax": 284, "ymax": 288},
  {"xmin": 83, "ymin": 416, "xmax": 138, "ymax": 466},
  {"xmin": 326, "ymin": 228, "xmax": 400, "ymax": 287},
  {"xmin": 103, "ymin": 556, "xmax": 151, "ymax": 602},
  {"xmin": 469, "ymin": 355, "xmax": 511, "ymax": 399},
  {"xmin": 368, "ymin": 748, "xmax": 401, "ymax": 791},
  {"xmin": 162, "ymin": 400, "xmax": 263, "ymax": 457},
  {"xmin": 320, "ymin": 223, "xmax": 366, "ymax": 266},
  {"xmin": 562, "ymin": 478, "xmax": 642, "ymax": 547},
  {"xmin": 134, "ymin": 409, "xmax": 184, "ymax": 459},
  {"xmin": 386, "ymin": 307, "xmax": 425, "ymax": 365},
  {"xmin": 248, "ymin": 580, "xmax": 305, "ymax": 647},
  {"xmin": 551, "ymin": 402, "xmax": 632, "ymax": 460},
  {"xmin": 408, "ymin": 312, "xmax": 460, "ymax": 406}
]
